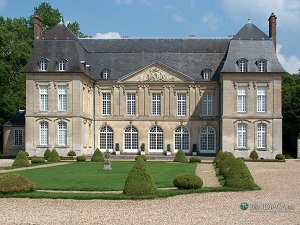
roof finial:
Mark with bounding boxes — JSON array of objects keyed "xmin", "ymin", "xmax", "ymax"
[{"xmin": 248, "ymin": 14, "xmax": 252, "ymax": 23}]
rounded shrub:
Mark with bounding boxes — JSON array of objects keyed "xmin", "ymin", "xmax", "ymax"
[
  {"xmin": 47, "ymin": 149, "xmax": 60, "ymax": 162},
  {"xmin": 123, "ymin": 157, "xmax": 157, "ymax": 195},
  {"xmin": 44, "ymin": 148, "xmax": 51, "ymax": 158},
  {"xmin": 31, "ymin": 157, "xmax": 46, "ymax": 164},
  {"xmin": 173, "ymin": 149, "xmax": 188, "ymax": 163},
  {"xmin": 249, "ymin": 150, "xmax": 259, "ymax": 160},
  {"xmin": 135, "ymin": 155, "xmax": 147, "ymax": 161},
  {"xmin": 224, "ymin": 158, "xmax": 257, "ymax": 190},
  {"xmin": 173, "ymin": 174, "xmax": 203, "ymax": 189},
  {"xmin": 218, "ymin": 152, "xmax": 236, "ymax": 176},
  {"xmin": 189, "ymin": 156, "xmax": 201, "ymax": 163},
  {"xmin": 67, "ymin": 151, "xmax": 76, "ymax": 157},
  {"xmin": 0, "ymin": 174, "xmax": 36, "ymax": 194},
  {"xmin": 91, "ymin": 148, "xmax": 105, "ymax": 162},
  {"xmin": 214, "ymin": 150, "xmax": 224, "ymax": 163},
  {"xmin": 24, "ymin": 151, "xmax": 29, "ymax": 156},
  {"xmin": 275, "ymin": 154, "xmax": 285, "ymax": 161},
  {"xmin": 12, "ymin": 150, "xmax": 30, "ymax": 167},
  {"xmin": 76, "ymin": 155, "xmax": 87, "ymax": 162}
]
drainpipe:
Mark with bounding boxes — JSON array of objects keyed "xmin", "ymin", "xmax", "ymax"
[{"xmin": 93, "ymin": 80, "xmax": 96, "ymax": 151}]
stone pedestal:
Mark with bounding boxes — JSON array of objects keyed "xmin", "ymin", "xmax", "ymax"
[{"xmin": 103, "ymin": 150, "xmax": 112, "ymax": 170}]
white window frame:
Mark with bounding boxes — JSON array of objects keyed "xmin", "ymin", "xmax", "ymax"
[
  {"xmin": 238, "ymin": 59, "xmax": 248, "ymax": 72},
  {"xmin": 39, "ymin": 59, "xmax": 49, "ymax": 71},
  {"xmin": 257, "ymin": 59, "xmax": 267, "ymax": 72},
  {"xmin": 102, "ymin": 70, "xmax": 109, "ymax": 79},
  {"xmin": 40, "ymin": 122, "xmax": 48, "ymax": 146},
  {"xmin": 257, "ymin": 87, "xmax": 267, "ymax": 112},
  {"xmin": 40, "ymin": 85, "xmax": 48, "ymax": 111},
  {"xmin": 177, "ymin": 93, "xmax": 186, "ymax": 116},
  {"xmin": 14, "ymin": 129, "xmax": 23, "ymax": 146},
  {"xmin": 102, "ymin": 93, "xmax": 111, "ymax": 115},
  {"xmin": 257, "ymin": 123, "xmax": 267, "ymax": 148},
  {"xmin": 149, "ymin": 126, "xmax": 164, "ymax": 152},
  {"xmin": 174, "ymin": 126, "xmax": 190, "ymax": 153},
  {"xmin": 57, "ymin": 59, "xmax": 67, "ymax": 71},
  {"xmin": 237, "ymin": 123, "xmax": 247, "ymax": 148},
  {"xmin": 99, "ymin": 126, "xmax": 113, "ymax": 151},
  {"xmin": 58, "ymin": 85, "xmax": 67, "ymax": 111},
  {"xmin": 124, "ymin": 126, "xmax": 139, "ymax": 152},
  {"xmin": 152, "ymin": 93, "xmax": 161, "ymax": 116},
  {"xmin": 126, "ymin": 93, "xmax": 136, "ymax": 115},
  {"xmin": 237, "ymin": 87, "xmax": 247, "ymax": 112},
  {"xmin": 200, "ymin": 126, "xmax": 216, "ymax": 153},
  {"xmin": 202, "ymin": 93, "xmax": 212, "ymax": 116},
  {"xmin": 58, "ymin": 122, "xmax": 67, "ymax": 146},
  {"xmin": 203, "ymin": 69, "xmax": 211, "ymax": 80}
]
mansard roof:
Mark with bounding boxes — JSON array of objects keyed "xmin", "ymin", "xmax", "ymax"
[
  {"xmin": 233, "ymin": 21, "xmax": 270, "ymax": 40},
  {"xmin": 4, "ymin": 110, "xmax": 25, "ymax": 127}
]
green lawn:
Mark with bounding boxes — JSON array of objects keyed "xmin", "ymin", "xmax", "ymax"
[{"xmin": 12, "ymin": 161, "xmax": 197, "ymax": 191}]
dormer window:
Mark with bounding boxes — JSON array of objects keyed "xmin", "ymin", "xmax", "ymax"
[
  {"xmin": 38, "ymin": 58, "xmax": 49, "ymax": 71},
  {"xmin": 237, "ymin": 58, "xmax": 248, "ymax": 72},
  {"xmin": 57, "ymin": 59, "xmax": 67, "ymax": 71},
  {"xmin": 257, "ymin": 59, "xmax": 267, "ymax": 72},
  {"xmin": 202, "ymin": 69, "xmax": 212, "ymax": 80},
  {"xmin": 101, "ymin": 69, "xmax": 110, "ymax": 79}
]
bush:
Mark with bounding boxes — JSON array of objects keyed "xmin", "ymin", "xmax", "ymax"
[
  {"xmin": 12, "ymin": 150, "xmax": 30, "ymax": 167},
  {"xmin": 173, "ymin": 149, "xmax": 188, "ymax": 163},
  {"xmin": 275, "ymin": 154, "xmax": 285, "ymax": 161},
  {"xmin": 91, "ymin": 148, "xmax": 104, "ymax": 162},
  {"xmin": 173, "ymin": 174, "xmax": 203, "ymax": 189},
  {"xmin": 44, "ymin": 148, "xmax": 51, "ymax": 158},
  {"xmin": 218, "ymin": 152, "xmax": 236, "ymax": 176},
  {"xmin": 24, "ymin": 151, "xmax": 29, "ymax": 156},
  {"xmin": 47, "ymin": 149, "xmax": 60, "ymax": 162},
  {"xmin": 76, "ymin": 155, "xmax": 87, "ymax": 162},
  {"xmin": 249, "ymin": 150, "xmax": 259, "ymax": 160},
  {"xmin": 67, "ymin": 151, "xmax": 76, "ymax": 157},
  {"xmin": 189, "ymin": 157, "xmax": 201, "ymax": 163},
  {"xmin": 31, "ymin": 157, "xmax": 46, "ymax": 164},
  {"xmin": 135, "ymin": 155, "xmax": 147, "ymax": 161},
  {"xmin": 123, "ymin": 157, "xmax": 157, "ymax": 195},
  {"xmin": 214, "ymin": 150, "xmax": 224, "ymax": 164},
  {"xmin": 224, "ymin": 158, "xmax": 257, "ymax": 190},
  {"xmin": 0, "ymin": 174, "xmax": 36, "ymax": 194}
]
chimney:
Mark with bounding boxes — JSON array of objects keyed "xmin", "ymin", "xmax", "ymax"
[
  {"xmin": 34, "ymin": 15, "xmax": 42, "ymax": 39},
  {"xmin": 268, "ymin": 13, "xmax": 277, "ymax": 51}
]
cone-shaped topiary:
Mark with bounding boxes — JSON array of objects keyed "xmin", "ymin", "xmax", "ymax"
[
  {"xmin": 47, "ymin": 149, "xmax": 60, "ymax": 162},
  {"xmin": 218, "ymin": 152, "xmax": 236, "ymax": 176},
  {"xmin": 173, "ymin": 174, "xmax": 203, "ymax": 189},
  {"xmin": 12, "ymin": 150, "xmax": 30, "ymax": 167},
  {"xmin": 173, "ymin": 149, "xmax": 188, "ymax": 163},
  {"xmin": 123, "ymin": 157, "xmax": 157, "ymax": 195},
  {"xmin": 44, "ymin": 148, "xmax": 51, "ymax": 158},
  {"xmin": 224, "ymin": 158, "xmax": 257, "ymax": 190},
  {"xmin": 0, "ymin": 174, "xmax": 36, "ymax": 194},
  {"xmin": 91, "ymin": 148, "xmax": 105, "ymax": 162},
  {"xmin": 216, "ymin": 151, "xmax": 227, "ymax": 169},
  {"xmin": 249, "ymin": 150, "xmax": 259, "ymax": 160},
  {"xmin": 214, "ymin": 150, "xmax": 224, "ymax": 163}
]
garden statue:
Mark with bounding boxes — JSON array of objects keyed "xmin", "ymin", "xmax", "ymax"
[{"xmin": 103, "ymin": 150, "xmax": 112, "ymax": 170}]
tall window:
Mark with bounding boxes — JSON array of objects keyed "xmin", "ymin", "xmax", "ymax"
[
  {"xmin": 40, "ymin": 85, "xmax": 48, "ymax": 111},
  {"xmin": 257, "ymin": 87, "xmax": 267, "ymax": 112},
  {"xmin": 257, "ymin": 59, "xmax": 267, "ymax": 72},
  {"xmin": 57, "ymin": 59, "xmax": 67, "ymax": 71},
  {"xmin": 40, "ymin": 122, "xmax": 48, "ymax": 145},
  {"xmin": 124, "ymin": 126, "xmax": 138, "ymax": 151},
  {"xmin": 177, "ymin": 93, "xmax": 186, "ymax": 116},
  {"xmin": 14, "ymin": 129, "xmax": 23, "ymax": 146},
  {"xmin": 58, "ymin": 122, "xmax": 67, "ymax": 146},
  {"xmin": 58, "ymin": 85, "xmax": 67, "ymax": 111},
  {"xmin": 39, "ymin": 59, "xmax": 48, "ymax": 71},
  {"xmin": 202, "ymin": 93, "xmax": 212, "ymax": 116},
  {"xmin": 200, "ymin": 127, "xmax": 215, "ymax": 152},
  {"xmin": 127, "ymin": 93, "xmax": 136, "ymax": 115},
  {"xmin": 99, "ymin": 126, "xmax": 113, "ymax": 151},
  {"xmin": 238, "ymin": 59, "xmax": 248, "ymax": 72},
  {"xmin": 102, "ymin": 93, "xmax": 111, "ymax": 115},
  {"xmin": 237, "ymin": 87, "xmax": 247, "ymax": 112},
  {"xmin": 174, "ymin": 126, "xmax": 190, "ymax": 152},
  {"xmin": 237, "ymin": 123, "xmax": 247, "ymax": 148},
  {"xmin": 257, "ymin": 123, "xmax": 267, "ymax": 148},
  {"xmin": 149, "ymin": 126, "xmax": 164, "ymax": 151},
  {"xmin": 152, "ymin": 93, "xmax": 161, "ymax": 116}
]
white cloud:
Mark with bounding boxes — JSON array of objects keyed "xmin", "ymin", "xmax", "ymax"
[
  {"xmin": 94, "ymin": 32, "xmax": 121, "ymax": 39},
  {"xmin": 202, "ymin": 12, "xmax": 220, "ymax": 31},
  {"xmin": 277, "ymin": 44, "xmax": 300, "ymax": 74},
  {"xmin": 0, "ymin": 0, "xmax": 7, "ymax": 9}
]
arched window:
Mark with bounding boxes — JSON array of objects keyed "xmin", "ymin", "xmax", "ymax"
[
  {"xmin": 174, "ymin": 126, "xmax": 190, "ymax": 152},
  {"xmin": 149, "ymin": 126, "xmax": 164, "ymax": 152},
  {"xmin": 99, "ymin": 126, "xmax": 113, "ymax": 151},
  {"xmin": 38, "ymin": 58, "xmax": 49, "ymax": 71},
  {"xmin": 200, "ymin": 126, "xmax": 216, "ymax": 152},
  {"xmin": 40, "ymin": 121, "xmax": 49, "ymax": 145},
  {"xmin": 256, "ymin": 59, "xmax": 267, "ymax": 72},
  {"xmin": 257, "ymin": 123, "xmax": 267, "ymax": 148},
  {"xmin": 58, "ymin": 121, "xmax": 67, "ymax": 146},
  {"xmin": 124, "ymin": 126, "xmax": 138, "ymax": 152},
  {"xmin": 237, "ymin": 58, "xmax": 248, "ymax": 72}
]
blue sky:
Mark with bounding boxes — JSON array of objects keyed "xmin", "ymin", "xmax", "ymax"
[{"xmin": 1, "ymin": 0, "xmax": 299, "ymax": 73}]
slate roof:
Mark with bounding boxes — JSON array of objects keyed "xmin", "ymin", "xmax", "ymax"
[
  {"xmin": 24, "ymin": 21, "xmax": 285, "ymax": 80},
  {"xmin": 4, "ymin": 110, "xmax": 25, "ymax": 127}
]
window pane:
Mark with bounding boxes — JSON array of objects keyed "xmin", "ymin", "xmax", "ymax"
[
  {"xmin": 58, "ymin": 122, "xmax": 67, "ymax": 145},
  {"xmin": 257, "ymin": 87, "xmax": 267, "ymax": 112},
  {"xmin": 237, "ymin": 87, "xmax": 247, "ymax": 112},
  {"xmin": 58, "ymin": 86, "xmax": 67, "ymax": 111},
  {"xmin": 102, "ymin": 93, "xmax": 111, "ymax": 115},
  {"xmin": 202, "ymin": 93, "xmax": 212, "ymax": 116},
  {"xmin": 152, "ymin": 93, "xmax": 161, "ymax": 115},
  {"xmin": 127, "ymin": 93, "xmax": 136, "ymax": 115},
  {"xmin": 149, "ymin": 126, "xmax": 164, "ymax": 151},
  {"xmin": 40, "ymin": 85, "xmax": 48, "ymax": 111},
  {"xmin": 237, "ymin": 123, "xmax": 247, "ymax": 147},
  {"xmin": 177, "ymin": 93, "xmax": 186, "ymax": 116},
  {"xmin": 40, "ymin": 122, "xmax": 48, "ymax": 145},
  {"xmin": 99, "ymin": 126, "xmax": 113, "ymax": 150},
  {"xmin": 200, "ymin": 127, "xmax": 215, "ymax": 151},
  {"xmin": 257, "ymin": 124, "xmax": 267, "ymax": 148},
  {"xmin": 124, "ymin": 126, "xmax": 138, "ymax": 151},
  {"xmin": 174, "ymin": 126, "xmax": 190, "ymax": 151}
]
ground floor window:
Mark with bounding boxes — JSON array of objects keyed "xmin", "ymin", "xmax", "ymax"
[
  {"xmin": 58, "ymin": 122, "xmax": 67, "ymax": 146},
  {"xmin": 200, "ymin": 126, "xmax": 215, "ymax": 152},
  {"xmin": 40, "ymin": 121, "xmax": 48, "ymax": 145},
  {"xmin": 99, "ymin": 125, "xmax": 113, "ymax": 151},
  {"xmin": 14, "ymin": 129, "xmax": 23, "ymax": 146},
  {"xmin": 174, "ymin": 126, "xmax": 190, "ymax": 152},
  {"xmin": 257, "ymin": 123, "xmax": 267, "ymax": 148},
  {"xmin": 124, "ymin": 126, "xmax": 138, "ymax": 152},
  {"xmin": 149, "ymin": 126, "xmax": 164, "ymax": 151}
]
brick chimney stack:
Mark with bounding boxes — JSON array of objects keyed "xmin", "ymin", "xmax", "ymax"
[
  {"xmin": 34, "ymin": 15, "xmax": 42, "ymax": 39},
  {"xmin": 268, "ymin": 13, "xmax": 277, "ymax": 51}
]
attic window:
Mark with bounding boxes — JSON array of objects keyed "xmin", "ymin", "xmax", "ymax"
[
  {"xmin": 202, "ymin": 69, "xmax": 212, "ymax": 80},
  {"xmin": 102, "ymin": 69, "xmax": 110, "ymax": 79},
  {"xmin": 57, "ymin": 59, "xmax": 68, "ymax": 71},
  {"xmin": 237, "ymin": 58, "xmax": 248, "ymax": 72},
  {"xmin": 257, "ymin": 59, "xmax": 267, "ymax": 72},
  {"xmin": 38, "ymin": 58, "xmax": 49, "ymax": 71}
]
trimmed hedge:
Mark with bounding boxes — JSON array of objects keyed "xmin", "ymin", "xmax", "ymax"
[
  {"xmin": 135, "ymin": 155, "xmax": 147, "ymax": 161},
  {"xmin": 91, "ymin": 148, "xmax": 105, "ymax": 162},
  {"xmin": 249, "ymin": 150, "xmax": 259, "ymax": 160},
  {"xmin": 0, "ymin": 174, "xmax": 36, "ymax": 194},
  {"xmin": 12, "ymin": 150, "xmax": 30, "ymax": 167},
  {"xmin": 218, "ymin": 152, "xmax": 236, "ymax": 176},
  {"xmin": 67, "ymin": 151, "xmax": 76, "ymax": 157},
  {"xmin": 31, "ymin": 157, "xmax": 46, "ymax": 164},
  {"xmin": 76, "ymin": 155, "xmax": 87, "ymax": 162},
  {"xmin": 275, "ymin": 154, "xmax": 285, "ymax": 161},
  {"xmin": 123, "ymin": 157, "xmax": 157, "ymax": 195},
  {"xmin": 173, "ymin": 174, "xmax": 203, "ymax": 189},
  {"xmin": 44, "ymin": 148, "xmax": 51, "ymax": 158},
  {"xmin": 47, "ymin": 149, "xmax": 60, "ymax": 162},
  {"xmin": 189, "ymin": 157, "xmax": 201, "ymax": 163},
  {"xmin": 173, "ymin": 149, "xmax": 188, "ymax": 163},
  {"xmin": 213, "ymin": 150, "xmax": 224, "ymax": 163}
]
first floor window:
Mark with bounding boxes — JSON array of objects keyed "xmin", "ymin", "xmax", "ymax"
[
  {"xmin": 40, "ymin": 122, "xmax": 48, "ymax": 145},
  {"xmin": 237, "ymin": 86, "xmax": 247, "ymax": 112},
  {"xmin": 99, "ymin": 126, "xmax": 113, "ymax": 150},
  {"xmin": 174, "ymin": 126, "xmax": 190, "ymax": 151},
  {"xmin": 127, "ymin": 93, "xmax": 136, "ymax": 115},
  {"xmin": 149, "ymin": 126, "xmax": 164, "ymax": 151},
  {"xmin": 257, "ymin": 87, "xmax": 267, "ymax": 112},
  {"xmin": 102, "ymin": 93, "xmax": 111, "ymax": 115},
  {"xmin": 40, "ymin": 85, "xmax": 48, "ymax": 111},
  {"xmin": 202, "ymin": 93, "xmax": 212, "ymax": 116},
  {"xmin": 14, "ymin": 129, "xmax": 23, "ymax": 146},
  {"xmin": 177, "ymin": 93, "xmax": 186, "ymax": 116},
  {"xmin": 124, "ymin": 126, "xmax": 138, "ymax": 151},
  {"xmin": 200, "ymin": 126, "xmax": 215, "ymax": 151},
  {"xmin": 58, "ymin": 122, "xmax": 67, "ymax": 146},
  {"xmin": 152, "ymin": 93, "xmax": 161, "ymax": 115},
  {"xmin": 58, "ymin": 85, "xmax": 67, "ymax": 111},
  {"xmin": 257, "ymin": 123, "xmax": 267, "ymax": 148},
  {"xmin": 237, "ymin": 123, "xmax": 247, "ymax": 148}
]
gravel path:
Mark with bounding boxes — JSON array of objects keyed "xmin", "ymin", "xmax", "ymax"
[
  {"xmin": 195, "ymin": 162, "xmax": 220, "ymax": 187},
  {"xmin": 0, "ymin": 160, "xmax": 300, "ymax": 224}
]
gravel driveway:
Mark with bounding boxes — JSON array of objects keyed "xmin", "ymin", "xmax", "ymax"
[{"xmin": 0, "ymin": 160, "xmax": 299, "ymax": 225}]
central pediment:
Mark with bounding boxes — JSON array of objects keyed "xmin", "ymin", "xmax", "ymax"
[{"xmin": 118, "ymin": 61, "xmax": 194, "ymax": 83}]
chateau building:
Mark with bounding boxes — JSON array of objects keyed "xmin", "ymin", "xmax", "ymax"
[{"xmin": 3, "ymin": 14, "xmax": 285, "ymax": 158}]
